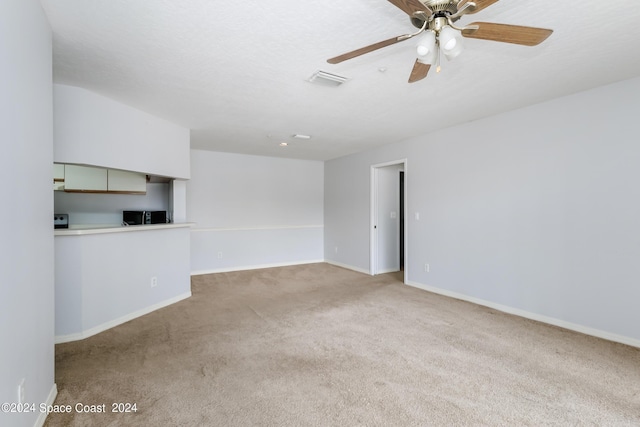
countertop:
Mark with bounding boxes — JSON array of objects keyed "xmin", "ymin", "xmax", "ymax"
[{"xmin": 54, "ymin": 222, "xmax": 195, "ymax": 236}]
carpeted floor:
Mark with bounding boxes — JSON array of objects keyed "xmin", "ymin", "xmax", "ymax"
[{"xmin": 46, "ymin": 263, "xmax": 640, "ymax": 426}]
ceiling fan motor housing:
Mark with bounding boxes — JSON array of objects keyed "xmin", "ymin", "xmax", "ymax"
[
  {"xmin": 423, "ymin": 0, "xmax": 458, "ymax": 14},
  {"xmin": 412, "ymin": 0, "xmax": 460, "ymax": 29}
]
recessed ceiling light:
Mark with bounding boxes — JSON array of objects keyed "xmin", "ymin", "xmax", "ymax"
[
  {"xmin": 279, "ymin": 142, "xmax": 288, "ymax": 147},
  {"xmin": 292, "ymin": 134, "xmax": 311, "ymax": 140}
]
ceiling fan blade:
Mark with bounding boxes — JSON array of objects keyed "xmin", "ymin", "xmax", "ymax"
[
  {"xmin": 327, "ymin": 36, "xmax": 405, "ymax": 64},
  {"xmin": 462, "ymin": 22, "xmax": 553, "ymax": 46},
  {"xmin": 457, "ymin": 0, "xmax": 500, "ymax": 14},
  {"xmin": 387, "ymin": 0, "xmax": 433, "ymax": 17},
  {"xmin": 408, "ymin": 60, "xmax": 431, "ymax": 83}
]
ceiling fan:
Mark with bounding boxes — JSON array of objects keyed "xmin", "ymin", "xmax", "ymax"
[{"xmin": 327, "ymin": 0, "xmax": 553, "ymax": 83}]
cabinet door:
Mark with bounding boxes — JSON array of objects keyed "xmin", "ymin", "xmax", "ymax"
[
  {"xmin": 53, "ymin": 163, "xmax": 65, "ymax": 180},
  {"xmin": 53, "ymin": 163, "xmax": 65, "ymax": 191},
  {"xmin": 107, "ymin": 169, "xmax": 147, "ymax": 193},
  {"xmin": 64, "ymin": 165, "xmax": 108, "ymax": 191}
]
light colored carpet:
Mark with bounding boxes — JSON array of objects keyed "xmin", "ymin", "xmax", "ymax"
[{"xmin": 46, "ymin": 263, "xmax": 640, "ymax": 426}]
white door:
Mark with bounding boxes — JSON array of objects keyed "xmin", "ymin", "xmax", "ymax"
[{"xmin": 370, "ymin": 160, "xmax": 407, "ymax": 281}]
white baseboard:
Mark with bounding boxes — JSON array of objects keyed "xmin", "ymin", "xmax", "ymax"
[
  {"xmin": 34, "ymin": 383, "xmax": 57, "ymax": 427},
  {"xmin": 191, "ymin": 259, "xmax": 371, "ymax": 277},
  {"xmin": 55, "ymin": 292, "xmax": 191, "ymax": 344},
  {"xmin": 377, "ymin": 267, "xmax": 400, "ymax": 274},
  {"xmin": 191, "ymin": 259, "xmax": 325, "ymax": 276},
  {"xmin": 407, "ymin": 280, "xmax": 640, "ymax": 349},
  {"xmin": 325, "ymin": 260, "xmax": 371, "ymax": 275}
]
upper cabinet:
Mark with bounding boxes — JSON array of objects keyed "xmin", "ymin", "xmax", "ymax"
[
  {"xmin": 53, "ymin": 163, "xmax": 65, "ymax": 191},
  {"xmin": 64, "ymin": 164, "xmax": 108, "ymax": 191},
  {"xmin": 55, "ymin": 163, "xmax": 147, "ymax": 194},
  {"xmin": 107, "ymin": 169, "xmax": 147, "ymax": 193}
]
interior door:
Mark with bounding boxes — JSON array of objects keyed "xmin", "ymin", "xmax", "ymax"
[{"xmin": 370, "ymin": 160, "xmax": 407, "ymax": 281}]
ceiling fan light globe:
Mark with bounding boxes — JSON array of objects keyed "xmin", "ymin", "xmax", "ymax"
[
  {"xmin": 443, "ymin": 43, "xmax": 463, "ymax": 60},
  {"xmin": 417, "ymin": 45, "xmax": 431, "ymax": 56},
  {"xmin": 417, "ymin": 56, "xmax": 434, "ymax": 65},
  {"xmin": 443, "ymin": 38, "xmax": 457, "ymax": 51},
  {"xmin": 416, "ymin": 31, "xmax": 436, "ymax": 64},
  {"xmin": 439, "ymin": 26, "xmax": 464, "ymax": 60},
  {"xmin": 416, "ymin": 50, "xmax": 436, "ymax": 65}
]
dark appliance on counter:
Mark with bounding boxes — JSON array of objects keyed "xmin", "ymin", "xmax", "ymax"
[
  {"xmin": 123, "ymin": 210, "xmax": 167, "ymax": 225},
  {"xmin": 54, "ymin": 213, "xmax": 69, "ymax": 229}
]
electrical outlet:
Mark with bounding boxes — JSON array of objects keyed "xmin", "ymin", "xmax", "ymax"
[
  {"xmin": 150, "ymin": 276, "xmax": 158, "ymax": 288},
  {"xmin": 424, "ymin": 263, "xmax": 430, "ymax": 273},
  {"xmin": 217, "ymin": 251, "xmax": 223, "ymax": 259}
]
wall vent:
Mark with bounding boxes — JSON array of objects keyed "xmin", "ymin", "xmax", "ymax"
[{"xmin": 307, "ymin": 70, "xmax": 349, "ymax": 87}]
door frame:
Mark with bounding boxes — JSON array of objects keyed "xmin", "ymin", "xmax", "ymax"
[{"xmin": 370, "ymin": 159, "xmax": 408, "ymax": 284}]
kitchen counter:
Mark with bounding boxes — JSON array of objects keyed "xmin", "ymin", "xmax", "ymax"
[
  {"xmin": 54, "ymin": 223, "xmax": 193, "ymax": 342},
  {"xmin": 54, "ymin": 222, "xmax": 194, "ymax": 236}
]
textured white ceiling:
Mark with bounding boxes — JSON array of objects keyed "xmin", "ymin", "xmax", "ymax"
[{"xmin": 41, "ymin": 0, "xmax": 640, "ymax": 161}]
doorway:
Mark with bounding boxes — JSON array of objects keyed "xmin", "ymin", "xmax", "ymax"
[
  {"xmin": 400, "ymin": 171, "xmax": 405, "ymax": 270},
  {"xmin": 370, "ymin": 159, "xmax": 408, "ymax": 284}
]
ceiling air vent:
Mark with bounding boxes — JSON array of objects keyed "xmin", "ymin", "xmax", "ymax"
[{"xmin": 307, "ymin": 70, "xmax": 349, "ymax": 87}]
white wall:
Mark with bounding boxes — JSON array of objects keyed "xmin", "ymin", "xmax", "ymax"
[
  {"xmin": 0, "ymin": 1, "xmax": 56, "ymax": 426},
  {"xmin": 53, "ymin": 84, "xmax": 190, "ymax": 179},
  {"xmin": 171, "ymin": 180, "xmax": 188, "ymax": 223},
  {"xmin": 325, "ymin": 76, "xmax": 640, "ymax": 346},
  {"xmin": 325, "ymin": 156, "xmax": 371, "ymax": 271},
  {"xmin": 188, "ymin": 150, "xmax": 324, "ymax": 273},
  {"xmin": 55, "ymin": 227, "xmax": 191, "ymax": 341}
]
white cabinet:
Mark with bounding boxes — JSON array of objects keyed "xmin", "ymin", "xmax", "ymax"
[
  {"xmin": 54, "ymin": 163, "xmax": 65, "ymax": 180},
  {"xmin": 55, "ymin": 164, "xmax": 147, "ymax": 194},
  {"xmin": 54, "ymin": 163, "xmax": 65, "ymax": 191},
  {"xmin": 64, "ymin": 165, "xmax": 108, "ymax": 191},
  {"xmin": 107, "ymin": 169, "xmax": 146, "ymax": 193}
]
